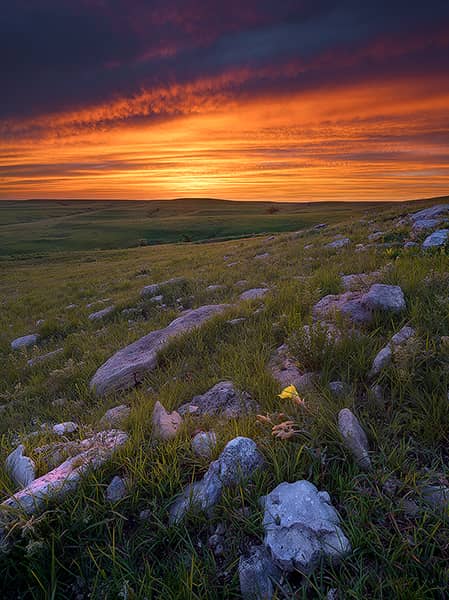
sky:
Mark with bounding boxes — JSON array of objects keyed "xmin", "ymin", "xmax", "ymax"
[{"xmin": 1, "ymin": 1, "xmax": 449, "ymax": 201}]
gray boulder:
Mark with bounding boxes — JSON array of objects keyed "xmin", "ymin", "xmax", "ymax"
[
  {"xmin": 90, "ymin": 304, "xmax": 230, "ymax": 396},
  {"xmin": 191, "ymin": 431, "xmax": 217, "ymax": 459},
  {"xmin": 239, "ymin": 288, "xmax": 269, "ymax": 301},
  {"xmin": 422, "ymin": 229, "xmax": 449, "ymax": 249},
  {"xmin": 178, "ymin": 381, "xmax": 257, "ymax": 419},
  {"xmin": 362, "ymin": 284, "xmax": 406, "ymax": 313},
  {"xmin": 170, "ymin": 437, "xmax": 264, "ymax": 523},
  {"xmin": 53, "ymin": 421, "xmax": 78, "ymax": 436},
  {"xmin": 5, "ymin": 445, "xmax": 36, "ymax": 488},
  {"xmin": 88, "ymin": 305, "xmax": 115, "ymax": 321},
  {"xmin": 261, "ymin": 481, "xmax": 351, "ymax": 573},
  {"xmin": 106, "ymin": 475, "xmax": 127, "ymax": 502},
  {"xmin": 141, "ymin": 277, "xmax": 186, "ymax": 297},
  {"xmin": 11, "ymin": 334, "xmax": 40, "ymax": 351},
  {"xmin": 312, "ymin": 292, "xmax": 371, "ymax": 325},
  {"xmin": 326, "ymin": 238, "xmax": 350, "ymax": 249},
  {"xmin": 337, "ymin": 409, "xmax": 371, "ymax": 469},
  {"xmin": 239, "ymin": 545, "xmax": 281, "ymax": 600},
  {"xmin": 412, "ymin": 218, "xmax": 441, "ymax": 232}
]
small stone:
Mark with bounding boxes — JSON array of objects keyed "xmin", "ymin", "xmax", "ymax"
[
  {"xmin": 11, "ymin": 334, "xmax": 40, "ymax": 350},
  {"xmin": 328, "ymin": 381, "xmax": 350, "ymax": 397},
  {"xmin": 53, "ymin": 422, "xmax": 78, "ymax": 436},
  {"xmin": 369, "ymin": 345, "xmax": 392, "ymax": 377},
  {"xmin": 178, "ymin": 382, "xmax": 257, "ymax": 420},
  {"xmin": 139, "ymin": 509, "xmax": 152, "ymax": 521},
  {"xmin": 99, "ymin": 405, "xmax": 131, "ymax": 429},
  {"xmin": 338, "ymin": 409, "xmax": 371, "ymax": 470},
  {"xmin": 254, "ymin": 253, "xmax": 270, "ymax": 260},
  {"xmin": 88, "ymin": 305, "xmax": 115, "ymax": 321},
  {"xmin": 5, "ymin": 445, "xmax": 36, "ymax": 488},
  {"xmin": 326, "ymin": 238, "xmax": 350, "ymax": 249},
  {"xmin": 422, "ymin": 229, "xmax": 449, "ymax": 249},
  {"xmin": 227, "ymin": 318, "xmax": 247, "ymax": 326},
  {"xmin": 27, "ymin": 348, "xmax": 64, "ymax": 367},
  {"xmin": 105, "ymin": 476, "xmax": 127, "ymax": 502},
  {"xmin": 239, "ymin": 288, "xmax": 269, "ymax": 301},
  {"xmin": 191, "ymin": 431, "xmax": 217, "ymax": 459},
  {"xmin": 152, "ymin": 401, "xmax": 182, "ymax": 440},
  {"xmin": 239, "ymin": 545, "xmax": 281, "ymax": 600}
]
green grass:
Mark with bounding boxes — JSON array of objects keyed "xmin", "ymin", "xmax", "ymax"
[{"xmin": 0, "ymin": 198, "xmax": 448, "ymax": 598}]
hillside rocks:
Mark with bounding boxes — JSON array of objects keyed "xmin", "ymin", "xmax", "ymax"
[
  {"xmin": 11, "ymin": 334, "xmax": 40, "ymax": 350},
  {"xmin": 1, "ymin": 430, "xmax": 128, "ymax": 517},
  {"xmin": 326, "ymin": 237, "xmax": 350, "ymax": 249},
  {"xmin": 261, "ymin": 481, "xmax": 351, "ymax": 573},
  {"xmin": 412, "ymin": 218, "xmax": 441, "ymax": 232},
  {"xmin": 88, "ymin": 305, "xmax": 115, "ymax": 321},
  {"xmin": 99, "ymin": 405, "xmax": 131, "ymax": 429},
  {"xmin": 338, "ymin": 409, "xmax": 371, "ymax": 469},
  {"xmin": 422, "ymin": 229, "xmax": 449, "ymax": 248},
  {"xmin": 5, "ymin": 445, "xmax": 35, "ymax": 488},
  {"xmin": 239, "ymin": 545, "xmax": 281, "ymax": 600},
  {"xmin": 268, "ymin": 344, "xmax": 316, "ymax": 392},
  {"xmin": 178, "ymin": 381, "xmax": 257, "ymax": 419},
  {"xmin": 313, "ymin": 284, "xmax": 406, "ymax": 326},
  {"xmin": 191, "ymin": 431, "xmax": 217, "ymax": 458},
  {"xmin": 90, "ymin": 304, "xmax": 230, "ymax": 396},
  {"xmin": 169, "ymin": 437, "xmax": 264, "ymax": 523},
  {"xmin": 141, "ymin": 277, "xmax": 186, "ymax": 297},
  {"xmin": 105, "ymin": 476, "xmax": 127, "ymax": 502},
  {"xmin": 369, "ymin": 325, "xmax": 415, "ymax": 377},
  {"xmin": 239, "ymin": 288, "xmax": 269, "ymax": 301},
  {"xmin": 411, "ymin": 204, "xmax": 449, "ymax": 222},
  {"xmin": 27, "ymin": 348, "xmax": 63, "ymax": 367},
  {"xmin": 152, "ymin": 401, "xmax": 182, "ymax": 440}
]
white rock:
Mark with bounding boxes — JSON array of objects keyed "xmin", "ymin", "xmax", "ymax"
[
  {"xmin": 152, "ymin": 401, "xmax": 182, "ymax": 440},
  {"xmin": 5, "ymin": 445, "xmax": 36, "ymax": 488},
  {"xmin": 53, "ymin": 422, "xmax": 78, "ymax": 436},
  {"xmin": 261, "ymin": 481, "xmax": 351, "ymax": 573},
  {"xmin": 88, "ymin": 305, "xmax": 115, "ymax": 321}
]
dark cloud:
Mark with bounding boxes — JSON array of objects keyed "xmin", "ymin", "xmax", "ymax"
[{"xmin": 1, "ymin": 0, "xmax": 449, "ymax": 129}]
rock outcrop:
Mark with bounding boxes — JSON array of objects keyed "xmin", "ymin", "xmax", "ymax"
[{"xmin": 90, "ymin": 304, "xmax": 230, "ymax": 396}]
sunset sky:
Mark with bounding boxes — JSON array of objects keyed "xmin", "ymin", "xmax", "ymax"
[{"xmin": 1, "ymin": 1, "xmax": 449, "ymax": 201}]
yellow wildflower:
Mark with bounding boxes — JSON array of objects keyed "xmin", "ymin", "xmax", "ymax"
[{"xmin": 278, "ymin": 385, "xmax": 305, "ymax": 406}]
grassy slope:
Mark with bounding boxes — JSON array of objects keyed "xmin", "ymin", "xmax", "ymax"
[
  {"xmin": 2, "ymin": 197, "xmax": 446, "ymax": 257},
  {"xmin": 0, "ymin": 199, "xmax": 448, "ymax": 598}
]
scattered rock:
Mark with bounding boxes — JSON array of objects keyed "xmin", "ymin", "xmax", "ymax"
[
  {"xmin": 341, "ymin": 272, "xmax": 381, "ymax": 291},
  {"xmin": 105, "ymin": 475, "xmax": 127, "ymax": 502},
  {"xmin": 419, "ymin": 484, "xmax": 449, "ymax": 510},
  {"xmin": 369, "ymin": 325, "xmax": 415, "ymax": 377},
  {"xmin": 1, "ymin": 430, "xmax": 128, "ymax": 517},
  {"xmin": 337, "ymin": 409, "xmax": 371, "ymax": 469},
  {"xmin": 410, "ymin": 204, "xmax": 449, "ymax": 222},
  {"xmin": 368, "ymin": 232, "xmax": 384, "ymax": 242},
  {"xmin": 88, "ymin": 305, "xmax": 115, "ymax": 321},
  {"xmin": 261, "ymin": 480, "xmax": 351, "ymax": 573},
  {"xmin": 227, "ymin": 317, "xmax": 247, "ymax": 326},
  {"xmin": 152, "ymin": 401, "xmax": 182, "ymax": 440},
  {"xmin": 141, "ymin": 277, "xmax": 186, "ymax": 297},
  {"xmin": 422, "ymin": 229, "xmax": 449, "ymax": 249},
  {"xmin": 268, "ymin": 344, "xmax": 316, "ymax": 392},
  {"xmin": 404, "ymin": 241, "xmax": 418, "ymax": 249},
  {"xmin": 191, "ymin": 431, "xmax": 217, "ymax": 459},
  {"xmin": 363, "ymin": 284, "xmax": 406, "ymax": 314},
  {"xmin": 239, "ymin": 545, "xmax": 281, "ymax": 600},
  {"xmin": 206, "ymin": 284, "xmax": 225, "ymax": 292},
  {"xmin": 239, "ymin": 288, "xmax": 269, "ymax": 301},
  {"xmin": 27, "ymin": 348, "xmax": 63, "ymax": 367},
  {"xmin": 11, "ymin": 334, "xmax": 40, "ymax": 351},
  {"xmin": 99, "ymin": 405, "xmax": 131, "ymax": 429},
  {"xmin": 169, "ymin": 437, "xmax": 264, "ymax": 523},
  {"xmin": 235, "ymin": 280, "xmax": 249, "ymax": 288},
  {"xmin": 412, "ymin": 218, "xmax": 441, "ymax": 232},
  {"xmin": 90, "ymin": 304, "xmax": 230, "ymax": 396},
  {"xmin": 254, "ymin": 253, "xmax": 270, "ymax": 260},
  {"xmin": 5, "ymin": 445, "xmax": 36, "ymax": 488},
  {"xmin": 328, "ymin": 381, "xmax": 350, "ymax": 397},
  {"xmin": 178, "ymin": 381, "xmax": 257, "ymax": 420},
  {"xmin": 326, "ymin": 238, "xmax": 350, "ymax": 249},
  {"xmin": 53, "ymin": 422, "xmax": 78, "ymax": 436}
]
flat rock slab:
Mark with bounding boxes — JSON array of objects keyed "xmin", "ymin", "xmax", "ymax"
[
  {"xmin": 170, "ymin": 437, "xmax": 264, "ymax": 523},
  {"xmin": 90, "ymin": 304, "xmax": 230, "ymax": 396},
  {"xmin": 1, "ymin": 430, "xmax": 128, "ymax": 517},
  {"xmin": 261, "ymin": 480, "xmax": 351, "ymax": 573},
  {"xmin": 11, "ymin": 334, "xmax": 40, "ymax": 350},
  {"xmin": 422, "ymin": 229, "xmax": 449, "ymax": 248},
  {"xmin": 178, "ymin": 381, "xmax": 257, "ymax": 419}
]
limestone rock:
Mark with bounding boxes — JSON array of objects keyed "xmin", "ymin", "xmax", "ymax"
[
  {"xmin": 106, "ymin": 475, "xmax": 127, "ymax": 502},
  {"xmin": 170, "ymin": 437, "xmax": 264, "ymax": 523},
  {"xmin": 191, "ymin": 431, "xmax": 217, "ymax": 459},
  {"xmin": 261, "ymin": 481, "xmax": 351, "ymax": 573},
  {"xmin": 239, "ymin": 545, "xmax": 281, "ymax": 600},
  {"xmin": 5, "ymin": 445, "xmax": 36, "ymax": 489},
  {"xmin": 178, "ymin": 381, "xmax": 257, "ymax": 419},
  {"xmin": 99, "ymin": 405, "xmax": 131, "ymax": 429},
  {"xmin": 53, "ymin": 421, "xmax": 78, "ymax": 436},
  {"xmin": 338, "ymin": 409, "xmax": 371, "ymax": 469},
  {"xmin": 362, "ymin": 284, "xmax": 405, "ymax": 313},
  {"xmin": 90, "ymin": 304, "xmax": 230, "ymax": 396},
  {"xmin": 11, "ymin": 334, "xmax": 40, "ymax": 351},
  {"xmin": 88, "ymin": 305, "xmax": 115, "ymax": 321},
  {"xmin": 422, "ymin": 229, "xmax": 449, "ymax": 249},
  {"xmin": 152, "ymin": 401, "xmax": 182, "ymax": 440},
  {"xmin": 239, "ymin": 288, "xmax": 269, "ymax": 301},
  {"xmin": 1, "ymin": 430, "xmax": 128, "ymax": 516},
  {"xmin": 326, "ymin": 238, "xmax": 350, "ymax": 249}
]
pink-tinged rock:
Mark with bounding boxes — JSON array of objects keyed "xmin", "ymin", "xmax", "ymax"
[
  {"xmin": 90, "ymin": 304, "xmax": 230, "ymax": 396},
  {"xmin": 152, "ymin": 401, "xmax": 182, "ymax": 440},
  {"xmin": 1, "ymin": 430, "xmax": 128, "ymax": 516}
]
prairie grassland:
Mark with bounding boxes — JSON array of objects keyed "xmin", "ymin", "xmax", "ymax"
[{"xmin": 0, "ymin": 199, "xmax": 448, "ymax": 599}]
